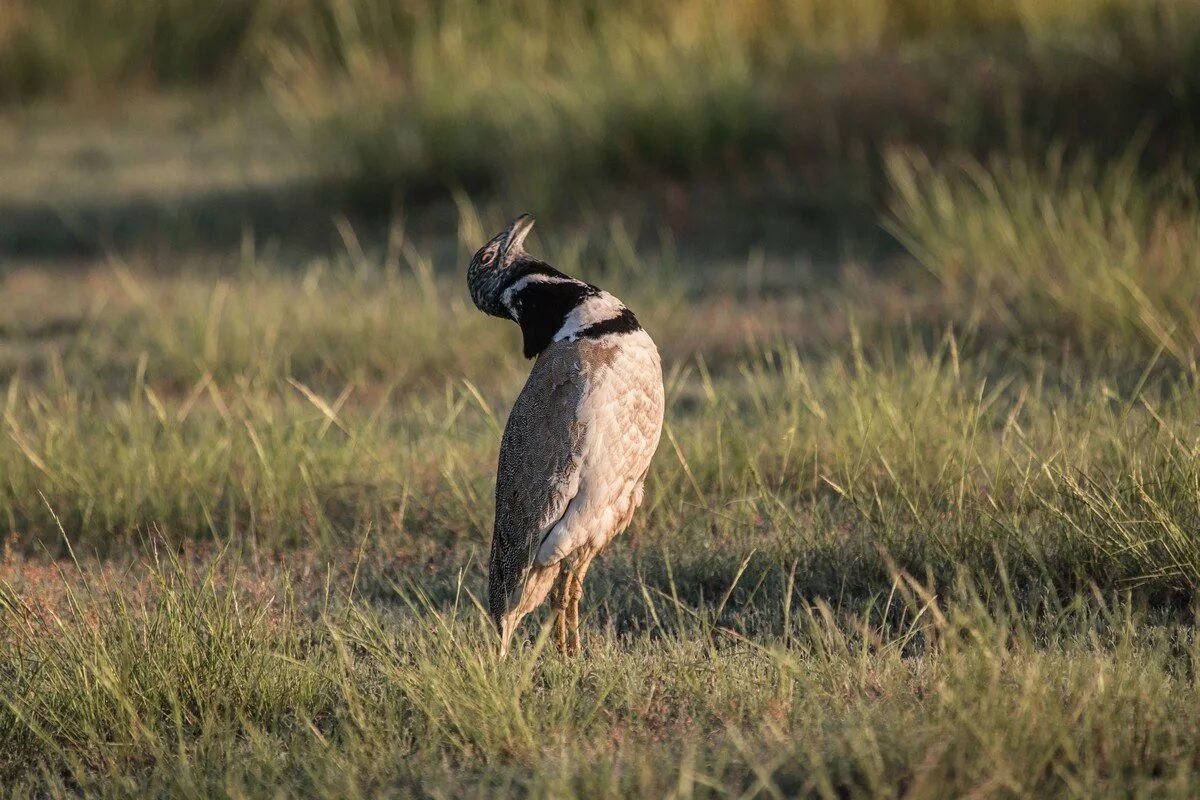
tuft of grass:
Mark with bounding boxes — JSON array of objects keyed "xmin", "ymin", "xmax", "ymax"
[
  {"xmin": 887, "ymin": 151, "xmax": 1200, "ymax": 361},
  {"xmin": 0, "ymin": 551, "xmax": 331, "ymax": 787}
]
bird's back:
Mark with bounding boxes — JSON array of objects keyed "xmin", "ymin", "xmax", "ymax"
[{"xmin": 488, "ymin": 340, "xmax": 587, "ymax": 620}]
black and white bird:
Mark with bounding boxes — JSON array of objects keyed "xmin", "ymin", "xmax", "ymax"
[{"xmin": 467, "ymin": 214, "xmax": 664, "ymax": 657}]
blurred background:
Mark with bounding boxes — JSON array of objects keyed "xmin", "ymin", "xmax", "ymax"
[{"xmin": 3, "ymin": 0, "xmax": 1196, "ymax": 260}]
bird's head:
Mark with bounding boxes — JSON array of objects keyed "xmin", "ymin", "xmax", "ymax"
[{"xmin": 467, "ymin": 213, "xmax": 537, "ymax": 319}]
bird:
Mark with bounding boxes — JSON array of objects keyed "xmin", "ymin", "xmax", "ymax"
[{"xmin": 467, "ymin": 213, "xmax": 664, "ymax": 657}]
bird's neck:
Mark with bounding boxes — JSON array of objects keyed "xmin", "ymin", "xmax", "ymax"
[{"xmin": 498, "ymin": 268, "xmax": 640, "ymax": 358}]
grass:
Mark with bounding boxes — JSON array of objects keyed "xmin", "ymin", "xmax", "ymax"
[
  {"xmin": 0, "ymin": 0, "xmax": 1159, "ymax": 101},
  {"xmin": 5, "ymin": 0, "xmax": 1200, "ymax": 209},
  {"xmin": 2, "ymin": 161, "xmax": 1200, "ymax": 792},
  {"xmin": 270, "ymin": 0, "xmax": 1200, "ymax": 204},
  {"xmin": 887, "ymin": 151, "xmax": 1200, "ymax": 361},
  {"xmin": 2, "ymin": 553, "xmax": 1199, "ymax": 797},
  {"xmin": 0, "ymin": 0, "xmax": 268, "ymax": 100},
  {"xmin": 4, "ymin": 2, "xmax": 1200, "ymax": 795}
]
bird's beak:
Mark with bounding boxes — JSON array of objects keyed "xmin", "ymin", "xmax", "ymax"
[{"xmin": 502, "ymin": 213, "xmax": 535, "ymax": 257}]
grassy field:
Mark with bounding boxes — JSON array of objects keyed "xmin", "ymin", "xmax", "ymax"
[
  {"xmin": 3, "ymin": 1, "xmax": 1200, "ymax": 798},
  {"xmin": 5, "ymin": 0, "xmax": 1199, "ymax": 204}
]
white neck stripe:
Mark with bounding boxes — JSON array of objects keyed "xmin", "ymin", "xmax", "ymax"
[{"xmin": 554, "ymin": 291, "xmax": 627, "ymax": 342}]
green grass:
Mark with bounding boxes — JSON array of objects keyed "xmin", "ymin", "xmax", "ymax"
[
  {"xmin": 1, "ymin": 0, "xmax": 1161, "ymax": 102},
  {"xmin": 271, "ymin": 0, "xmax": 1200, "ymax": 203},
  {"xmin": 0, "ymin": 0, "xmax": 272, "ymax": 100},
  {"xmin": 4, "ymin": 0, "xmax": 1199, "ymax": 209},
  {"xmin": 3, "ymin": 554, "xmax": 1198, "ymax": 797},
  {"xmin": 887, "ymin": 151, "xmax": 1200, "ymax": 361},
  {"xmin": 4, "ymin": 6, "xmax": 1200, "ymax": 791},
  {"xmin": 4, "ymin": 187, "xmax": 1199, "ymax": 588},
  {"xmin": 3, "ymin": 162, "xmax": 1200, "ymax": 793}
]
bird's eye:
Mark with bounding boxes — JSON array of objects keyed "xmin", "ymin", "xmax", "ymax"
[{"xmin": 480, "ymin": 245, "xmax": 499, "ymax": 265}]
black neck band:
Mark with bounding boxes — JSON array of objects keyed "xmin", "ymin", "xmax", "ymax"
[
  {"xmin": 505, "ymin": 279, "xmax": 596, "ymax": 358},
  {"xmin": 578, "ymin": 308, "xmax": 641, "ymax": 339}
]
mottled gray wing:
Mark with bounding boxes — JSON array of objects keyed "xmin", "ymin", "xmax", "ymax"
[{"xmin": 487, "ymin": 342, "xmax": 586, "ymax": 622}]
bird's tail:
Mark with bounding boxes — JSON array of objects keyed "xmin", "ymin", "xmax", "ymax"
[
  {"xmin": 488, "ymin": 563, "xmax": 521, "ymax": 657},
  {"xmin": 497, "ymin": 615, "xmax": 517, "ymax": 658}
]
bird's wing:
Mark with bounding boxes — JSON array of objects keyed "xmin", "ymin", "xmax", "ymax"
[{"xmin": 487, "ymin": 342, "xmax": 589, "ymax": 620}]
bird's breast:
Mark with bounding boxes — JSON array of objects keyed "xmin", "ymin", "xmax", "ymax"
[{"xmin": 574, "ymin": 330, "xmax": 665, "ymax": 482}]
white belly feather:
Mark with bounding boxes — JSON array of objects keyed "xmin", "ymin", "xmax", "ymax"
[{"xmin": 535, "ymin": 329, "xmax": 664, "ymax": 566}]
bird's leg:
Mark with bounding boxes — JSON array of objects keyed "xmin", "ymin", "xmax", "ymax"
[
  {"xmin": 550, "ymin": 568, "xmax": 569, "ymax": 654},
  {"xmin": 566, "ymin": 565, "xmax": 588, "ymax": 657}
]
